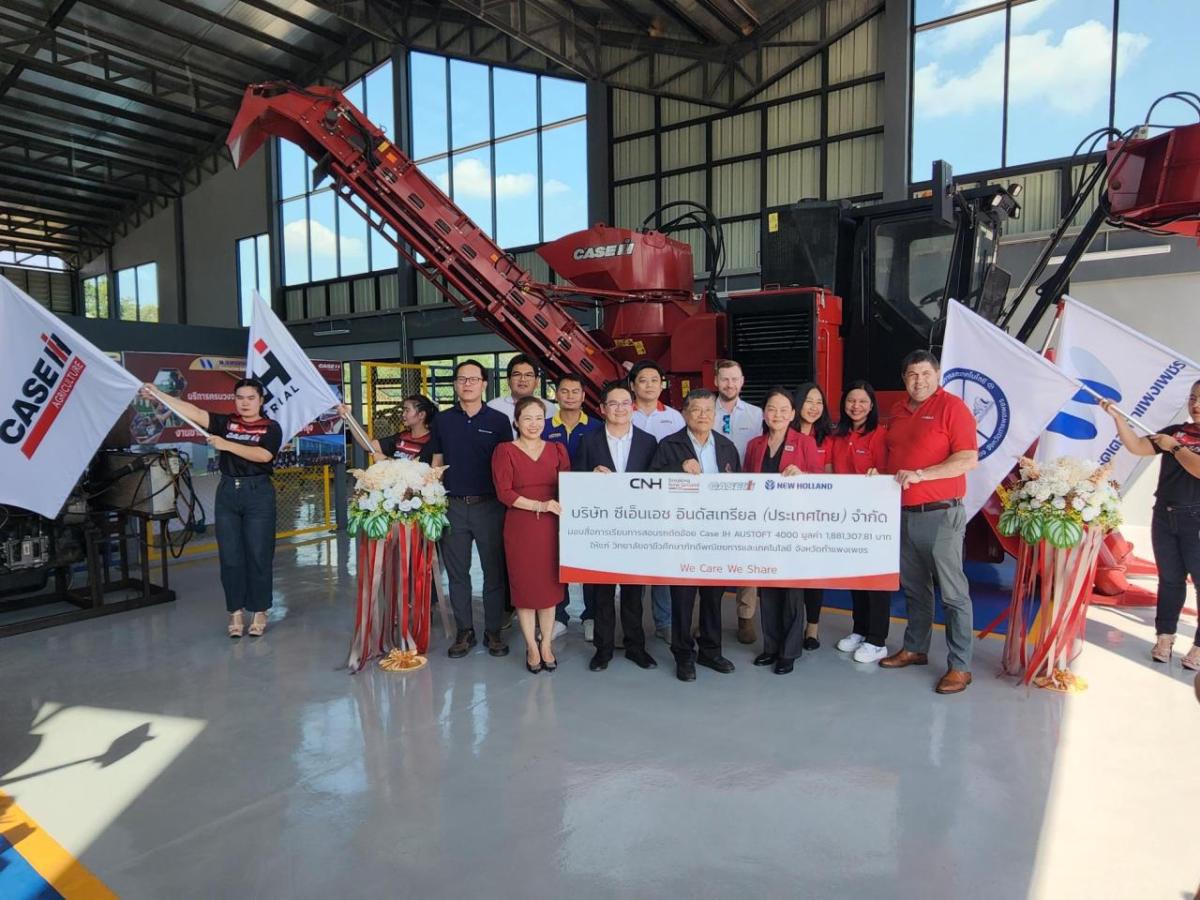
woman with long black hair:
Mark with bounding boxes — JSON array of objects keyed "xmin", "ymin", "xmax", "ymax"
[
  {"xmin": 792, "ymin": 381, "xmax": 833, "ymax": 649},
  {"xmin": 829, "ymin": 380, "xmax": 892, "ymax": 664},
  {"xmin": 141, "ymin": 378, "xmax": 282, "ymax": 638},
  {"xmin": 369, "ymin": 393, "xmax": 438, "ymax": 462}
]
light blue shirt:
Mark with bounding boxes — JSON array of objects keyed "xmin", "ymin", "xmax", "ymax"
[{"xmin": 687, "ymin": 429, "xmax": 719, "ymax": 474}]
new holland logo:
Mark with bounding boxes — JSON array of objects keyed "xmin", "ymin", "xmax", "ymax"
[
  {"xmin": 942, "ymin": 367, "xmax": 1010, "ymax": 460},
  {"xmin": 1, "ymin": 332, "xmax": 85, "ymax": 459},
  {"xmin": 572, "ymin": 241, "xmax": 634, "ymax": 261}
]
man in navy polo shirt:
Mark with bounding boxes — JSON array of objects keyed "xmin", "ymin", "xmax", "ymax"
[
  {"xmin": 542, "ymin": 372, "xmax": 601, "ymax": 639},
  {"xmin": 428, "ymin": 359, "xmax": 512, "ymax": 659}
]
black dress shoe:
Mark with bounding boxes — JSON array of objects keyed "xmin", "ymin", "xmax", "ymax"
[
  {"xmin": 448, "ymin": 629, "xmax": 476, "ymax": 658},
  {"xmin": 753, "ymin": 652, "xmax": 777, "ymax": 667},
  {"xmin": 626, "ymin": 649, "xmax": 658, "ymax": 669},
  {"xmin": 774, "ymin": 658, "xmax": 795, "ymax": 674},
  {"xmin": 676, "ymin": 662, "xmax": 696, "ymax": 682},
  {"xmin": 696, "ymin": 654, "xmax": 735, "ymax": 674},
  {"xmin": 526, "ymin": 658, "xmax": 543, "ymax": 674},
  {"xmin": 484, "ymin": 630, "xmax": 510, "ymax": 657},
  {"xmin": 589, "ymin": 652, "xmax": 610, "ymax": 671},
  {"xmin": 803, "ymin": 635, "xmax": 820, "ymax": 651}
]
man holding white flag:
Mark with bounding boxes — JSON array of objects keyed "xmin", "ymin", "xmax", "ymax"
[
  {"xmin": 0, "ymin": 275, "xmax": 141, "ymax": 518},
  {"xmin": 940, "ymin": 300, "xmax": 1080, "ymax": 518},
  {"xmin": 1039, "ymin": 296, "xmax": 1200, "ymax": 490}
]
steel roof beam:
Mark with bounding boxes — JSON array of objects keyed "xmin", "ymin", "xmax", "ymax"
[
  {"xmin": 153, "ymin": 0, "xmax": 323, "ymax": 64},
  {"xmin": 0, "ymin": 0, "xmax": 78, "ymax": 100},
  {"xmin": 0, "ymin": 156, "xmax": 148, "ymax": 198},
  {"xmin": 10, "ymin": 82, "xmax": 216, "ymax": 144},
  {"xmin": 0, "ymin": 116, "xmax": 180, "ymax": 173},
  {"xmin": 234, "ymin": 0, "xmax": 346, "ymax": 44}
]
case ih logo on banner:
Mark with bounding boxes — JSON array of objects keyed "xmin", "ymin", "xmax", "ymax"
[{"xmin": 1, "ymin": 333, "xmax": 85, "ymax": 459}]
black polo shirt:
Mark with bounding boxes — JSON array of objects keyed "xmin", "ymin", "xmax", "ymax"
[{"xmin": 426, "ymin": 403, "xmax": 511, "ymax": 497}]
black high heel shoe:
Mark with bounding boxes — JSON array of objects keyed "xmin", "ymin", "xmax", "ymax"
[
  {"xmin": 526, "ymin": 654, "xmax": 543, "ymax": 674},
  {"xmin": 541, "ymin": 656, "xmax": 558, "ymax": 672}
]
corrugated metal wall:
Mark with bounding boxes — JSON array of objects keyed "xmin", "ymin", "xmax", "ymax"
[{"xmin": 2, "ymin": 267, "xmax": 72, "ymax": 314}]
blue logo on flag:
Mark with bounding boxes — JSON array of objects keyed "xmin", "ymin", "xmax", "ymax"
[{"xmin": 943, "ymin": 367, "xmax": 1010, "ymax": 460}]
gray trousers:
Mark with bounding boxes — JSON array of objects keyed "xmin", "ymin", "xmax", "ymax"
[
  {"xmin": 440, "ymin": 496, "xmax": 507, "ymax": 635},
  {"xmin": 899, "ymin": 504, "xmax": 973, "ymax": 671}
]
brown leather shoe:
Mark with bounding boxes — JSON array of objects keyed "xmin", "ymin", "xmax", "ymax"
[
  {"xmin": 935, "ymin": 670, "xmax": 973, "ymax": 694},
  {"xmin": 879, "ymin": 649, "xmax": 928, "ymax": 668},
  {"xmin": 736, "ymin": 617, "xmax": 757, "ymax": 644}
]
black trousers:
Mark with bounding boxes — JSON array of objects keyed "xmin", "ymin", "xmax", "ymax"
[
  {"xmin": 801, "ymin": 588, "xmax": 822, "ymax": 624},
  {"xmin": 592, "ymin": 584, "xmax": 645, "ymax": 660},
  {"xmin": 1152, "ymin": 504, "xmax": 1200, "ymax": 642},
  {"xmin": 215, "ymin": 475, "xmax": 276, "ymax": 613},
  {"xmin": 670, "ymin": 585, "xmax": 723, "ymax": 664},
  {"xmin": 556, "ymin": 583, "xmax": 596, "ymax": 624},
  {"xmin": 851, "ymin": 590, "xmax": 891, "ymax": 646},
  {"xmin": 440, "ymin": 496, "xmax": 507, "ymax": 635},
  {"xmin": 759, "ymin": 587, "xmax": 805, "ymax": 660}
]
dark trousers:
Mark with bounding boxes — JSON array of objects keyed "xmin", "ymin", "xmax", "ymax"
[
  {"xmin": 851, "ymin": 590, "xmax": 890, "ymax": 646},
  {"xmin": 1152, "ymin": 504, "xmax": 1200, "ymax": 643},
  {"xmin": 440, "ymin": 496, "xmax": 507, "ymax": 635},
  {"xmin": 759, "ymin": 587, "xmax": 805, "ymax": 660},
  {"xmin": 215, "ymin": 475, "xmax": 276, "ymax": 613},
  {"xmin": 592, "ymin": 584, "xmax": 645, "ymax": 660},
  {"xmin": 670, "ymin": 585, "xmax": 723, "ymax": 664},
  {"xmin": 556, "ymin": 584, "xmax": 596, "ymax": 624},
  {"xmin": 801, "ymin": 588, "xmax": 823, "ymax": 624}
]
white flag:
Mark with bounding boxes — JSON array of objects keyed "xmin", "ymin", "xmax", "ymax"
[
  {"xmin": 0, "ymin": 276, "xmax": 141, "ymax": 517},
  {"xmin": 941, "ymin": 300, "xmax": 1080, "ymax": 518},
  {"xmin": 246, "ymin": 290, "xmax": 340, "ymax": 445},
  {"xmin": 1038, "ymin": 297, "xmax": 1200, "ymax": 490}
]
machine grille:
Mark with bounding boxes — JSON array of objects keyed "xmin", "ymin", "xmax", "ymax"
[{"xmin": 727, "ymin": 292, "xmax": 817, "ymax": 407}]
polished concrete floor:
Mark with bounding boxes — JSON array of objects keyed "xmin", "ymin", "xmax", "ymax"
[{"xmin": 1, "ymin": 536, "xmax": 1198, "ymax": 899}]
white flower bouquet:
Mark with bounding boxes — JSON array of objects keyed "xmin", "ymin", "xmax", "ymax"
[
  {"xmin": 997, "ymin": 456, "xmax": 1122, "ymax": 549},
  {"xmin": 347, "ymin": 458, "xmax": 449, "ymax": 541}
]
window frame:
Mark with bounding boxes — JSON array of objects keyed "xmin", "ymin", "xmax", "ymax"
[{"xmin": 114, "ymin": 262, "xmax": 159, "ymax": 323}]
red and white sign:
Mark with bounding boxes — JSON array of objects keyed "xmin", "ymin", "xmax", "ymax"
[
  {"xmin": 559, "ymin": 472, "xmax": 901, "ymax": 589},
  {"xmin": 0, "ymin": 276, "xmax": 141, "ymax": 516}
]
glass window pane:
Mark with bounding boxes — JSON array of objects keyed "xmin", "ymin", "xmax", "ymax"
[
  {"xmin": 308, "ymin": 190, "xmax": 338, "ymax": 281},
  {"xmin": 238, "ymin": 237, "xmax": 258, "ymax": 326},
  {"xmin": 450, "ymin": 60, "xmax": 491, "ymax": 150},
  {"xmin": 282, "ymin": 198, "xmax": 309, "ymax": 285},
  {"xmin": 411, "ymin": 52, "xmax": 448, "ymax": 159},
  {"xmin": 911, "ymin": 10, "xmax": 1004, "ymax": 179},
  {"xmin": 1114, "ymin": 0, "xmax": 1195, "ymax": 133},
  {"xmin": 338, "ymin": 197, "xmax": 370, "ymax": 277},
  {"xmin": 343, "ymin": 78, "xmax": 365, "ymax": 113},
  {"xmin": 365, "ymin": 61, "xmax": 395, "ymax": 136},
  {"xmin": 1006, "ymin": 0, "xmax": 1116, "ymax": 166},
  {"xmin": 256, "ymin": 234, "xmax": 271, "ymax": 298},
  {"xmin": 136, "ymin": 264, "xmax": 158, "ymax": 322},
  {"xmin": 279, "ymin": 139, "xmax": 309, "ymax": 199},
  {"xmin": 494, "ymin": 134, "xmax": 540, "ymax": 248},
  {"xmin": 540, "ymin": 76, "xmax": 585, "ymax": 124},
  {"xmin": 450, "ymin": 148, "xmax": 494, "ymax": 236},
  {"xmin": 493, "ymin": 69, "xmax": 537, "ymax": 138},
  {"xmin": 541, "ymin": 121, "xmax": 588, "ymax": 241},
  {"xmin": 370, "ymin": 212, "xmax": 399, "ymax": 272},
  {"xmin": 117, "ymin": 269, "xmax": 137, "ymax": 321},
  {"xmin": 915, "ymin": 0, "xmax": 994, "ymax": 26}
]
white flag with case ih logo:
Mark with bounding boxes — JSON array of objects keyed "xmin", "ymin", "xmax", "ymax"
[
  {"xmin": 0, "ymin": 275, "xmax": 141, "ymax": 517},
  {"xmin": 246, "ymin": 290, "xmax": 340, "ymax": 446}
]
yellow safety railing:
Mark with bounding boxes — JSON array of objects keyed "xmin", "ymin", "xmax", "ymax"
[{"xmin": 361, "ymin": 361, "xmax": 429, "ymax": 438}]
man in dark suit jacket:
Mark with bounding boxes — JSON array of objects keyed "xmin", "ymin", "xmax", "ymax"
[
  {"xmin": 649, "ymin": 388, "xmax": 741, "ymax": 682},
  {"xmin": 574, "ymin": 381, "xmax": 659, "ymax": 672}
]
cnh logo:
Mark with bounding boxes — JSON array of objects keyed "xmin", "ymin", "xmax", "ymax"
[
  {"xmin": 628, "ymin": 477, "xmax": 662, "ymax": 490},
  {"xmin": 251, "ymin": 338, "xmax": 294, "ymax": 409}
]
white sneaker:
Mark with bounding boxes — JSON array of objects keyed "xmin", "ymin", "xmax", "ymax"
[
  {"xmin": 583, "ymin": 620, "xmax": 594, "ymax": 642},
  {"xmin": 853, "ymin": 642, "xmax": 887, "ymax": 664},
  {"xmin": 837, "ymin": 633, "xmax": 865, "ymax": 653},
  {"xmin": 552, "ymin": 620, "xmax": 568, "ymax": 640}
]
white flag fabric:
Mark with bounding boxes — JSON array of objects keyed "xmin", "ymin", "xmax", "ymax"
[
  {"xmin": 0, "ymin": 276, "xmax": 141, "ymax": 516},
  {"xmin": 1038, "ymin": 296, "xmax": 1200, "ymax": 490},
  {"xmin": 940, "ymin": 300, "xmax": 1080, "ymax": 518},
  {"xmin": 246, "ymin": 290, "xmax": 340, "ymax": 446}
]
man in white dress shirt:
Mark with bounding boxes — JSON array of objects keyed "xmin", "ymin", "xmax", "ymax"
[{"xmin": 487, "ymin": 354, "xmax": 557, "ymax": 437}]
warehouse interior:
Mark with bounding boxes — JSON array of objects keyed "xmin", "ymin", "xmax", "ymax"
[{"xmin": 2, "ymin": 0, "xmax": 1199, "ymax": 897}]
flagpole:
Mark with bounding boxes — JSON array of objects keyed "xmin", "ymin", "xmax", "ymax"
[
  {"xmin": 341, "ymin": 410, "xmax": 376, "ymax": 454},
  {"xmin": 1072, "ymin": 383, "xmax": 1159, "ymax": 437}
]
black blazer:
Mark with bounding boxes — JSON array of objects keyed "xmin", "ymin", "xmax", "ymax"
[
  {"xmin": 573, "ymin": 424, "xmax": 657, "ymax": 474},
  {"xmin": 650, "ymin": 427, "xmax": 741, "ymax": 473}
]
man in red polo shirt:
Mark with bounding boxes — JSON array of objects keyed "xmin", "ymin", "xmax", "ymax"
[{"xmin": 881, "ymin": 349, "xmax": 979, "ymax": 694}]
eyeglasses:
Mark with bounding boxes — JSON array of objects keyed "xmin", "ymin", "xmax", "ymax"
[
  {"xmin": 454, "ymin": 376, "xmax": 483, "ymax": 385},
  {"xmin": 509, "ymin": 371, "xmax": 536, "ymax": 380},
  {"xmin": 605, "ymin": 399, "xmax": 633, "ymax": 409}
]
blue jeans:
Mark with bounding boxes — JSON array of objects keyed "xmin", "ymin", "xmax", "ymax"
[
  {"xmin": 1151, "ymin": 503, "xmax": 1200, "ymax": 643},
  {"xmin": 652, "ymin": 584, "xmax": 671, "ymax": 629},
  {"xmin": 215, "ymin": 475, "xmax": 276, "ymax": 613}
]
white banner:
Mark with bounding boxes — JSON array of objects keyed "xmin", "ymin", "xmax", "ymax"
[
  {"xmin": 0, "ymin": 276, "xmax": 141, "ymax": 517},
  {"xmin": 940, "ymin": 300, "xmax": 1080, "ymax": 518},
  {"xmin": 1038, "ymin": 296, "xmax": 1200, "ymax": 490},
  {"xmin": 559, "ymin": 472, "xmax": 900, "ymax": 589},
  {"xmin": 246, "ymin": 290, "xmax": 341, "ymax": 445}
]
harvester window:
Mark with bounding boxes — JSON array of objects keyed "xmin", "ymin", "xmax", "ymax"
[{"xmin": 872, "ymin": 220, "xmax": 956, "ymax": 337}]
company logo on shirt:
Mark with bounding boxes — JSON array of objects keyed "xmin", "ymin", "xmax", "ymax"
[{"xmin": 2, "ymin": 332, "xmax": 85, "ymax": 459}]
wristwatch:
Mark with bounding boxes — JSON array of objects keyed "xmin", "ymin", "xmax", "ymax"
[{"xmin": 1171, "ymin": 445, "xmax": 1183, "ymax": 455}]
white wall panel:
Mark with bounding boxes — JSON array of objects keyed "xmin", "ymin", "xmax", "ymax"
[
  {"xmin": 766, "ymin": 147, "xmax": 821, "ymax": 205},
  {"xmin": 660, "ymin": 124, "xmax": 706, "ymax": 170},
  {"xmin": 613, "ymin": 136, "xmax": 655, "ymax": 180},
  {"xmin": 828, "ymin": 16, "xmax": 881, "ymax": 82},
  {"xmin": 614, "ymin": 179, "xmax": 656, "ymax": 229},
  {"xmin": 712, "ymin": 111, "xmax": 761, "ymax": 159},
  {"xmin": 612, "ymin": 88, "xmax": 654, "ymax": 137},
  {"xmin": 712, "ymin": 160, "xmax": 761, "ymax": 218},
  {"xmin": 722, "ymin": 219, "xmax": 760, "ymax": 271},
  {"xmin": 661, "ymin": 170, "xmax": 706, "ymax": 209},
  {"xmin": 766, "ymin": 96, "xmax": 820, "ymax": 149},
  {"xmin": 826, "ymin": 134, "xmax": 883, "ymax": 198},
  {"xmin": 827, "ymin": 82, "xmax": 883, "ymax": 136}
]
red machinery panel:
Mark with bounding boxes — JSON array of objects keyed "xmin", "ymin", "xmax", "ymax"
[{"xmin": 1107, "ymin": 122, "xmax": 1200, "ymax": 240}]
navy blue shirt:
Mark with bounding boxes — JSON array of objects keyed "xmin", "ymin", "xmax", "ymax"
[{"xmin": 427, "ymin": 403, "xmax": 511, "ymax": 497}]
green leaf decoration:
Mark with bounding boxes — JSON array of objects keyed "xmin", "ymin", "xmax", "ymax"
[
  {"xmin": 1020, "ymin": 516, "xmax": 1043, "ymax": 545},
  {"xmin": 997, "ymin": 508, "xmax": 1020, "ymax": 536}
]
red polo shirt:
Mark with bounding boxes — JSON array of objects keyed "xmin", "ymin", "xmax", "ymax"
[
  {"xmin": 829, "ymin": 425, "xmax": 888, "ymax": 475},
  {"xmin": 885, "ymin": 388, "xmax": 977, "ymax": 505}
]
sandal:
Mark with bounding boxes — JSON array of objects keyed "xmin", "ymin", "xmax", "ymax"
[
  {"xmin": 1182, "ymin": 645, "xmax": 1200, "ymax": 671},
  {"xmin": 228, "ymin": 611, "xmax": 245, "ymax": 639},
  {"xmin": 248, "ymin": 612, "xmax": 268, "ymax": 637},
  {"xmin": 1151, "ymin": 634, "xmax": 1174, "ymax": 664}
]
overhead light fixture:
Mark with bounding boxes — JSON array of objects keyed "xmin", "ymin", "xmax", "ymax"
[
  {"xmin": 1047, "ymin": 244, "xmax": 1171, "ymax": 265},
  {"xmin": 313, "ymin": 321, "xmax": 350, "ymax": 337}
]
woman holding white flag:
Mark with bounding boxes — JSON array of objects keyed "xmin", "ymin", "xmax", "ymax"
[
  {"xmin": 142, "ymin": 379, "xmax": 282, "ymax": 638},
  {"xmin": 1102, "ymin": 384, "xmax": 1200, "ymax": 670}
]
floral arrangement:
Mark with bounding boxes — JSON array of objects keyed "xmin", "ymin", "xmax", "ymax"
[
  {"xmin": 347, "ymin": 458, "xmax": 449, "ymax": 541},
  {"xmin": 996, "ymin": 456, "xmax": 1122, "ymax": 548}
]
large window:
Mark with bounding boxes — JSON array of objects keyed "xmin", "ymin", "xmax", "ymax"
[
  {"xmin": 911, "ymin": 0, "xmax": 1196, "ymax": 180},
  {"xmin": 115, "ymin": 262, "xmax": 158, "ymax": 323},
  {"xmin": 83, "ymin": 274, "xmax": 109, "ymax": 319},
  {"xmin": 410, "ymin": 52, "xmax": 588, "ymax": 250},
  {"xmin": 236, "ymin": 233, "xmax": 270, "ymax": 326},
  {"xmin": 280, "ymin": 61, "xmax": 397, "ymax": 286}
]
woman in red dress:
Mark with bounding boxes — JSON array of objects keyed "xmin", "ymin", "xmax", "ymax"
[{"xmin": 492, "ymin": 396, "xmax": 571, "ymax": 673}]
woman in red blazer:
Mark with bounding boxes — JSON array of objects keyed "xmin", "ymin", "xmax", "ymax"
[
  {"xmin": 829, "ymin": 380, "xmax": 892, "ymax": 665},
  {"xmin": 743, "ymin": 387, "xmax": 821, "ymax": 674}
]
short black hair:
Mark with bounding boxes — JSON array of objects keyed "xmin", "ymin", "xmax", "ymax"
[
  {"xmin": 900, "ymin": 349, "xmax": 940, "ymax": 375},
  {"xmin": 629, "ymin": 359, "xmax": 666, "ymax": 382},
  {"xmin": 556, "ymin": 372, "xmax": 584, "ymax": 389},
  {"xmin": 601, "ymin": 379, "xmax": 633, "ymax": 403},
  {"xmin": 454, "ymin": 358, "xmax": 487, "ymax": 379},
  {"xmin": 506, "ymin": 354, "xmax": 538, "ymax": 379},
  {"xmin": 682, "ymin": 388, "xmax": 717, "ymax": 409}
]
